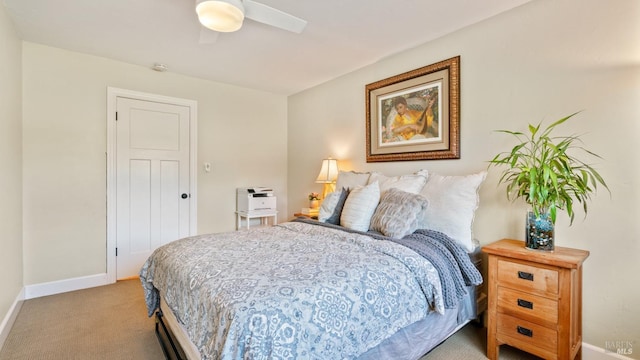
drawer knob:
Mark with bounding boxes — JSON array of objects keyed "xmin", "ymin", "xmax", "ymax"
[
  {"xmin": 517, "ymin": 298, "xmax": 533, "ymax": 309},
  {"xmin": 517, "ymin": 325, "xmax": 533, "ymax": 337},
  {"xmin": 517, "ymin": 271, "xmax": 534, "ymax": 281}
]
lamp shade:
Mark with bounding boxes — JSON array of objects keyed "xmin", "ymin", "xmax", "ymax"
[
  {"xmin": 196, "ymin": 0, "xmax": 244, "ymax": 32},
  {"xmin": 315, "ymin": 158, "xmax": 339, "ymax": 183}
]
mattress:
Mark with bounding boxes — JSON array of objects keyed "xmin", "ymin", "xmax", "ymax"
[{"xmin": 158, "ymin": 285, "xmax": 479, "ymax": 360}]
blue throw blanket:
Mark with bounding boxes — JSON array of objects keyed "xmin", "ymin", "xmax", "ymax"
[
  {"xmin": 395, "ymin": 229, "xmax": 483, "ymax": 308},
  {"xmin": 293, "ymin": 218, "xmax": 483, "ymax": 308}
]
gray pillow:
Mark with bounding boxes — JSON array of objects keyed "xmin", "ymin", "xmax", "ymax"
[
  {"xmin": 369, "ymin": 188, "xmax": 429, "ymax": 238},
  {"xmin": 325, "ymin": 188, "xmax": 350, "ymax": 225}
]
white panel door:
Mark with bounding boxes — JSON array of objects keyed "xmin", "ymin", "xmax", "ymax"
[{"xmin": 116, "ymin": 97, "xmax": 191, "ymax": 279}]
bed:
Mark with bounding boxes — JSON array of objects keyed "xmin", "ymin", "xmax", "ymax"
[{"xmin": 140, "ymin": 169, "xmax": 487, "ymax": 360}]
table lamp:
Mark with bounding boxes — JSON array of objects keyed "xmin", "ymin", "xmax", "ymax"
[{"xmin": 315, "ymin": 157, "xmax": 339, "ymax": 199}]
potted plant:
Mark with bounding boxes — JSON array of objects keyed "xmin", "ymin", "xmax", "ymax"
[
  {"xmin": 308, "ymin": 192, "xmax": 321, "ymax": 209},
  {"xmin": 488, "ymin": 112, "xmax": 609, "ymax": 251}
]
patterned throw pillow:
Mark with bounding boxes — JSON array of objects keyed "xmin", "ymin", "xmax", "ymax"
[{"xmin": 370, "ymin": 188, "xmax": 429, "ymax": 238}]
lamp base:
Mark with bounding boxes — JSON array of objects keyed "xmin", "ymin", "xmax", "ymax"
[{"xmin": 322, "ymin": 183, "xmax": 336, "ymax": 199}]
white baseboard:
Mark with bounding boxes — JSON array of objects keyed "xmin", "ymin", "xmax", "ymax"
[
  {"xmin": 584, "ymin": 342, "xmax": 635, "ymax": 360},
  {"xmin": 1, "ymin": 274, "xmax": 113, "ymax": 350},
  {"xmin": 0, "ymin": 288, "xmax": 24, "ymax": 351},
  {"xmin": 24, "ymin": 273, "xmax": 112, "ymax": 299}
]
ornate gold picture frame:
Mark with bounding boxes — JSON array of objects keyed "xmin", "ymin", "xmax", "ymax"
[{"xmin": 366, "ymin": 56, "xmax": 460, "ymax": 162}]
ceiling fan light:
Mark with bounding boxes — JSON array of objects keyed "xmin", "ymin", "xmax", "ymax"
[{"xmin": 196, "ymin": 0, "xmax": 244, "ymax": 33}]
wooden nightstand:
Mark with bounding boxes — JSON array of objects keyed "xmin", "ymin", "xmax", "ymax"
[
  {"xmin": 293, "ymin": 213, "xmax": 318, "ymax": 220},
  {"xmin": 470, "ymin": 249, "xmax": 488, "ymax": 324},
  {"xmin": 482, "ymin": 239, "xmax": 589, "ymax": 360}
]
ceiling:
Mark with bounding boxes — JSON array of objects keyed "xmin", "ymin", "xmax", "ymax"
[{"xmin": 3, "ymin": 0, "xmax": 531, "ymax": 95}]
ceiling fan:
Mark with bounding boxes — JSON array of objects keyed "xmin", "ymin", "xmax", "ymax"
[{"xmin": 195, "ymin": 0, "xmax": 307, "ymax": 43}]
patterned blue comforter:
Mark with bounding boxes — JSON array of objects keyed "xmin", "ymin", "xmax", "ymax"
[{"xmin": 140, "ymin": 221, "xmax": 445, "ymax": 360}]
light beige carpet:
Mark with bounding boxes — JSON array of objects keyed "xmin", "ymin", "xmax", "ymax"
[
  {"xmin": 0, "ymin": 279, "xmax": 163, "ymax": 360},
  {"xmin": 0, "ymin": 279, "xmax": 539, "ymax": 359}
]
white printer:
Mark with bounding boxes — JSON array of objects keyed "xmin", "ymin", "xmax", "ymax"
[{"xmin": 236, "ymin": 187, "xmax": 277, "ymax": 213}]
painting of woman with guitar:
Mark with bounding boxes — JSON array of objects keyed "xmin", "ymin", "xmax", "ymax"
[{"xmin": 384, "ymin": 87, "xmax": 439, "ymax": 143}]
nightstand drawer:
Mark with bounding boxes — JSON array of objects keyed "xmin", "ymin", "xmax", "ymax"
[
  {"xmin": 497, "ymin": 259, "xmax": 558, "ymax": 296},
  {"xmin": 497, "ymin": 313, "xmax": 557, "ymax": 355},
  {"xmin": 497, "ymin": 287, "xmax": 558, "ymax": 326}
]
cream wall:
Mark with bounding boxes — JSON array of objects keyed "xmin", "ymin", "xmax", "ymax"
[
  {"xmin": 22, "ymin": 43, "xmax": 288, "ymax": 285},
  {"xmin": 0, "ymin": 3, "xmax": 23, "ymax": 329},
  {"xmin": 288, "ymin": 0, "xmax": 640, "ymax": 355}
]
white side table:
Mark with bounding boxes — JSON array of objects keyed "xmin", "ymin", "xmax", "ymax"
[{"xmin": 236, "ymin": 210, "xmax": 278, "ymax": 230}]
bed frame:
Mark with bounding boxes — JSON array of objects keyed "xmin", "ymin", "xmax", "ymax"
[
  {"xmin": 156, "ymin": 297, "xmax": 199, "ymax": 360},
  {"xmin": 155, "ymin": 310, "xmax": 184, "ymax": 360}
]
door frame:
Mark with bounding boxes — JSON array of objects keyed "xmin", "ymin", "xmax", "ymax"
[{"xmin": 106, "ymin": 87, "xmax": 198, "ymax": 283}]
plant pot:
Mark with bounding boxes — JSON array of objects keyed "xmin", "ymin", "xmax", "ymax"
[
  {"xmin": 309, "ymin": 199, "xmax": 319, "ymax": 209},
  {"xmin": 525, "ymin": 210, "xmax": 554, "ymax": 251}
]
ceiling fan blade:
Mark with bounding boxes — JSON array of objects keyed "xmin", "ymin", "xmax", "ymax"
[
  {"xmin": 199, "ymin": 26, "xmax": 219, "ymax": 44},
  {"xmin": 243, "ymin": 0, "xmax": 307, "ymax": 34}
]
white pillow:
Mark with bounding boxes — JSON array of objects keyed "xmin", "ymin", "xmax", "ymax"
[
  {"xmin": 318, "ymin": 189, "xmax": 342, "ymax": 222},
  {"xmin": 340, "ymin": 181, "xmax": 380, "ymax": 232},
  {"xmin": 419, "ymin": 171, "xmax": 487, "ymax": 252},
  {"xmin": 416, "ymin": 169, "xmax": 429, "ymax": 178},
  {"xmin": 335, "ymin": 171, "xmax": 371, "ymax": 191},
  {"xmin": 368, "ymin": 171, "xmax": 428, "ymax": 195}
]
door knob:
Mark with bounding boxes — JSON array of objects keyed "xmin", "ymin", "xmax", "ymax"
[{"xmin": 181, "ymin": 193, "xmax": 188, "ymax": 199}]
